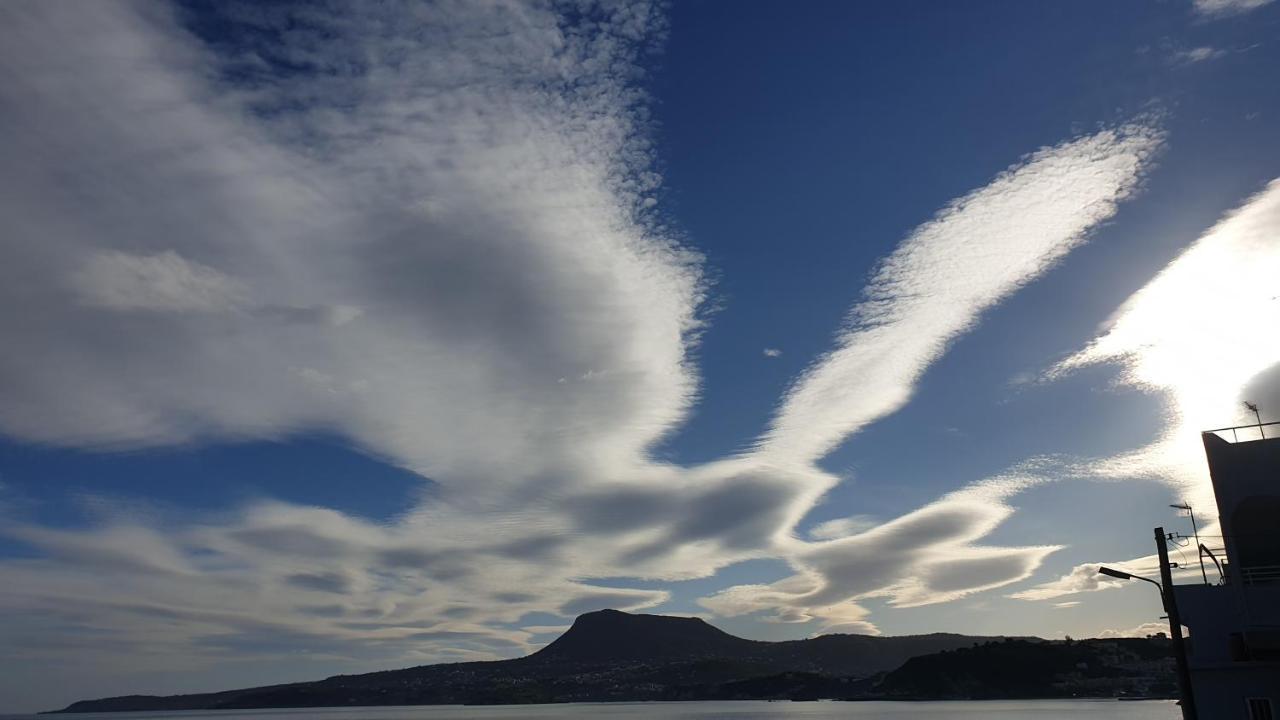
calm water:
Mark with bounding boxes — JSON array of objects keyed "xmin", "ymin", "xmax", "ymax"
[{"xmin": 0, "ymin": 700, "xmax": 1179, "ymax": 719}]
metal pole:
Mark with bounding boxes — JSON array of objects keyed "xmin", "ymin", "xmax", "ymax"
[
  {"xmin": 1155, "ymin": 526, "xmax": 1197, "ymax": 720},
  {"xmin": 1246, "ymin": 402, "xmax": 1264, "ymax": 438}
]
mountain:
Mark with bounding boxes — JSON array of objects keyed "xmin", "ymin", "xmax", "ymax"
[
  {"xmin": 530, "ymin": 608, "xmax": 753, "ymax": 663},
  {"xmin": 52, "ymin": 609, "xmax": 1008, "ymax": 712},
  {"xmin": 529, "ymin": 608, "xmax": 1004, "ymax": 677}
]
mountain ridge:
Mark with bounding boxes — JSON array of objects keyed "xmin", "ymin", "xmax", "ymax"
[{"xmin": 50, "ymin": 609, "xmax": 1020, "ymax": 712}]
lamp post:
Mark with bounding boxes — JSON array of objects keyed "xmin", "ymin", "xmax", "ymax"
[
  {"xmin": 1098, "ymin": 565, "xmax": 1162, "ymax": 596},
  {"xmin": 1098, "ymin": 527, "xmax": 1197, "ymax": 720}
]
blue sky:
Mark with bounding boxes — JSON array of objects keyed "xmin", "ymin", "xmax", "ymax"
[{"xmin": 2, "ymin": 0, "xmax": 1279, "ymax": 713}]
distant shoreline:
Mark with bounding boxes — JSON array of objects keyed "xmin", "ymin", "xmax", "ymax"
[{"xmin": 9, "ymin": 698, "xmax": 1183, "ymax": 719}]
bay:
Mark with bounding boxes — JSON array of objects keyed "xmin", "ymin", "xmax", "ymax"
[{"xmin": 0, "ymin": 700, "xmax": 1179, "ymax": 720}]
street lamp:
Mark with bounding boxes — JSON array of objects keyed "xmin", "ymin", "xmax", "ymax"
[
  {"xmin": 1098, "ymin": 566, "xmax": 1165, "ymax": 599},
  {"xmin": 1098, "ymin": 557, "xmax": 1197, "ymax": 720}
]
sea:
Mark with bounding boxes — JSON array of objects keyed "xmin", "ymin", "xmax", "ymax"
[{"xmin": 0, "ymin": 700, "xmax": 1180, "ymax": 719}]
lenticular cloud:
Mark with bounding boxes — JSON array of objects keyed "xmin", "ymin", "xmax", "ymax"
[{"xmin": 761, "ymin": 122, "xmax": 1164, "ymax": 464}]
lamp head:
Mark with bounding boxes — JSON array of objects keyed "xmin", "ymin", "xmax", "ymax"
[{"xmin": 1098, "ymin": 566, "xmax": 1133, "ymax": 581}]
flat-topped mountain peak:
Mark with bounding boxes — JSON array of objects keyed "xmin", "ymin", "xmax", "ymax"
[{"xmin": 531, "ymin": 608, "xmax": 753, "ymax": 662}]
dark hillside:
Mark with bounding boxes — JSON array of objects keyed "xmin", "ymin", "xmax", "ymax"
[
  {"xmin": 876, "ymin": 637, "xmax": 1177, "ymax": 699},
  {"xmin": 54, "ymin": 610, "xmax": 1168, "ymax": 713}
]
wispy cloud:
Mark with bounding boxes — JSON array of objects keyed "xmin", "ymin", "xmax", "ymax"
[
  {"xmin": 0, "ymin": 0, "xmax": 701, "ymax": 477},
  {"xmin": 1172, "ymin": 46, "xmax": 1228, "ymax": 64},
  {"xmin": 758, "ymin": 122, "xmax": 1164, "ymax": 463},
  {"xmin": 71, "ymin": 250, "xmax": 250, "ymax": 313},
  {"xmin": 1192, "ymin": 0, "xmax": 1275, "ymax": 17},
  {"xmin": 1010, "ymin": 556, "xmax": 1159, "ymax": 602},
  {"xmin": 1098, "ymin": 621, "xmax": 1170, "ymax": 639},
  {"xmin": 763, "ymin": 347, "xmax": 783, "ymax": 358},
  {"xmin": 807, "ymin": 514, "xmax": 878, "ymax": 540},
  {"xmin": 698, "ymin": 123, "xmax": 1165, "ymax": 632}
]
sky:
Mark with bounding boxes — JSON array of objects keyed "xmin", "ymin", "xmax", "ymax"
[{"xmin": 1, "ymin": 0, "xmax": 1279, "ymax": 713}]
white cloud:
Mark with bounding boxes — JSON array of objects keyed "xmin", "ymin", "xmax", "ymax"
[
  {"xmin": 1193, "ymin": 0, "xmax": 1274, "ymax": 16},
  {"xmin": 0, "ymin": 0, "xmax": 702, "ymax": 474},
  {"xmin": 1097, "ymin": 622, "xmax": 1171, "ymax": 639},
  {"xmin": 1050, "ymin": 180, "xmax": 1280, "ymax": 511},
  {"xmin": 763, "ymin": 347, "xmax": 783, "ymax": 358},
  {"xmin": 522, "ymin": 624, "xmax": 572, "ymax": 636},
  {"xmin": 691, "ymin": 122, "xmax": 1164, "ymax": 633},
  {"xmin": 71, "ymin": 250, "xmax": 248, "ymax": 312},
  {"xmin": 807, "ymin": 514, "xmax": 878, "ymax": 540},
  {"xmin": 757, "ymin": 122, "xmax": 1164, "ymax": 463},
  {"xmin": 1172, "ymin": 46, "xmax": 1228, "ymax": 64},
  {"xmin": 1010, "ymin": 557, "xmax": 1157, "ymax": 601},
  {"xmin": 1007, "ymin": 180, "xmax": 1280, "ymax": 608}
]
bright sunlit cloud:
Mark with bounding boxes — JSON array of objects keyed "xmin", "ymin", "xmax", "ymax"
[
  {"xmin": 1015, "ymin": 179, "xmax": 1280, "ymax": 603},
  {"xmin": 1193, "ymin": 0, "xmax": 1275, "ymax": 17},
  {"xmin": 1053, "ymin": 179, "xmax": 1280, "ymax": 495}
]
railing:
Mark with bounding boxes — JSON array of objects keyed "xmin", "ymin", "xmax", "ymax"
[
  {"xmin": 1240, "ymin": 565, "xmax": 1280, "ymax": 585},
  {"xmin": 1202, "ymin": 421, "xmax": 1280, "ymax": 443}
]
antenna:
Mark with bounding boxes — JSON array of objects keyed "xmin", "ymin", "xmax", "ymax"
[
  {"xmin": 1243, "ymin": 401, "xmax": 1265, "ymax": 439},
  {"xmin": 1171, "ymin": 502, "xmax": 1208, "ymax": 585}
]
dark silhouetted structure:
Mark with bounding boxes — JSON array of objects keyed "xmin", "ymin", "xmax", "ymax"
[{"xmin": 1173, "ymin": 423, "xmax": 1280, "ymax": 719}]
